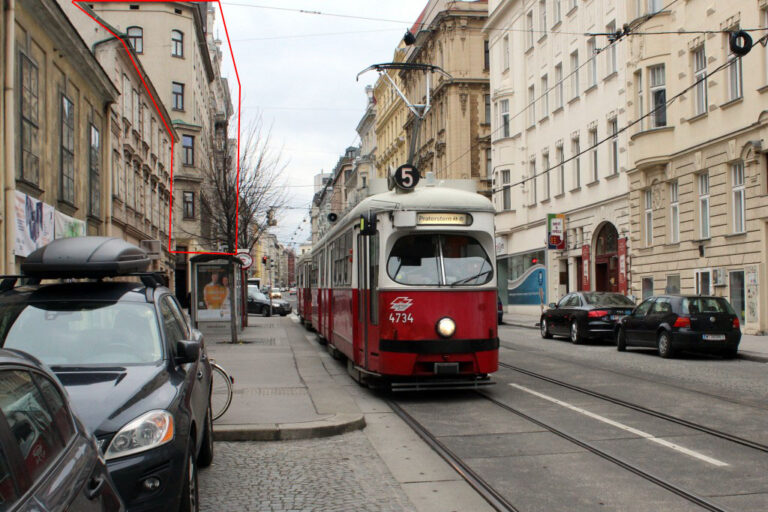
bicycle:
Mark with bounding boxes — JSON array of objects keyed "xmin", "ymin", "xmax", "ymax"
[{"xmin": 209, "ymin": 360, "xmax": 233, "ymax": 421}]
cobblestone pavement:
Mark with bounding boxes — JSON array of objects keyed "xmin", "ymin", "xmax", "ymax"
[{"xmin": 199, "ymin": 431, "xmax": 416, "ymax": 512}]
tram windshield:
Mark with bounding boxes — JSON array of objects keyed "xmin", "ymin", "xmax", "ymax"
[{"xmin": 387, "ymin": 235, "xmax": 493, "ymax": 286}]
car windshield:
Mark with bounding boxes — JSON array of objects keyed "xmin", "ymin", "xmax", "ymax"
[
  {"xmin": 0, "ymin": 302, "xmax": 163, "ymax": 366},
  {"xmin": 248, "ymin": 286, "xmax": 266, "ymax": 300},
  {"xmin": 682, "ymin": 297, "xmax": 736, "ymax": 315},
  {"xmin": 387, "ymin": 234, "xmax": 493, "ymax": 286},
  {"xmin": 582, "ymin": 293, "xmax": 635, "ymax": 306}
]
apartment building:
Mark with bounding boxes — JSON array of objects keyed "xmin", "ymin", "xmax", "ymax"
[
  {"xmin": 1, "ymin": 0, "xmax": 118, "ymax": 272},
  {"xmin": 626, "ymin": 0, "xmax": 768, "ymax": 334},
  {"xmin": 374, "ymin": 41, "xmax": 410, "ymax": 179},
  {"xmin": 488, "ymin": 0, "xmax": 631, "ymax": 315},
  {"xmin": 350, "ymin": 86, "xmax": 377, "ymax": 208}
]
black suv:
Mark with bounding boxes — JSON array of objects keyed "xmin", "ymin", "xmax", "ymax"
[{"xmin": 0, "ymin": 237, "xmax": 213, "ymax": 512}]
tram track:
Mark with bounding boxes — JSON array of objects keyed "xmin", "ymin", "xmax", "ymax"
[{"xmin": 498, "ymin": 362, "xmax": 768, "ymax": 455}]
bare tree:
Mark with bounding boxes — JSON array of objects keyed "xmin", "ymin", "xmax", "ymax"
[{"xmin": 188, "ymin": 114, "xmax": 288, "ymax": 253}]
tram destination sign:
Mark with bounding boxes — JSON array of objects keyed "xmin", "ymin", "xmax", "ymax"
[{"xmin": 417, "ymin": 213, "xmax": 471, "ymax": 226}]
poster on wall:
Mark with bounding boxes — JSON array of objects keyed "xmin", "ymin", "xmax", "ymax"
[
  {"xmin": 547, "ymin": 214, "xmax": 566, "ymax": 250},
  {"xmin": 745, "ymin": 265, "xmax": 758, "ymax": 324},
  {"xmin": 54, "ymin": 210, "xmax": 86, "ymax": 239},
  {"xmin": 581, "ymin": 244, "xmax": 590, "ymax": 291},
  {"xmin": 14, "ymin": 191, "xmax": 54, "ymax": 257},
  {"xmin": 196, "ymin": 263, "xmax": 232, "ymax": 321}
]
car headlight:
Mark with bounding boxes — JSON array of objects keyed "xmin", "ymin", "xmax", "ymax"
[
  {"xmin": 105, "ymin": 410, "xmax": 174, "ymax": 460},
  {"xmin": 436, "ymin": 317, "xmax": 456, "ymax": 338}
]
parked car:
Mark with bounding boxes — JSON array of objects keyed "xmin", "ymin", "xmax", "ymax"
[
  {"xmin": 497, "ymin": 296, "xmax": 504, "ymax": 324},
  {"xmin": 0, "ymin": 348, "xmax": 124, "ymax": 511},
  {"xmin": 541, "ymin": 292, "xmax": 636, "ymax": 344},
  {"xmin": 0, "ymin": 237, "xmax": 213, "ymax": 512},
  {"xmin": 616, "ymin": 295, "xmax": 741, "ymax": 358},
  {"xmin": 270, "ymin": 290, "xmax": 283, "ymax": 300},
  {"xmin": 288, "ymin": 287, "xmax": 297, "ymax": 296},
  {"xmin": 247, "ymin": 286, "xmax": 291, "ymax": 316}
]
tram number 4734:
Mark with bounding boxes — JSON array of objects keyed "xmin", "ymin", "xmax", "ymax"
[{"xmin": 389, "ymin": 312, "xmax": 414, "ymax": 324}]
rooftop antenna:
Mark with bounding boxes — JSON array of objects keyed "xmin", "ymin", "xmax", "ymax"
[{"xmin": 357, "ymin": 61, "xmax": 452, "ymax": 191}]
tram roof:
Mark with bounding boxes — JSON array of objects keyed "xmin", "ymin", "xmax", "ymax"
[{"xmin": 312, "ymin": 186, "xmax": 495, "ymax": 251}]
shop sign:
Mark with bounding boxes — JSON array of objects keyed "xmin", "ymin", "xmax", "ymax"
[
  {"xmin": 547, "ymin": 214, "xmax": 566, "ymax": 250},
  {"xmin": 14, "ymin": 191, "xmax": 54, "ymax": 257}
]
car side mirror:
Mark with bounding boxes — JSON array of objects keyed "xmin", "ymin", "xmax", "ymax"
[
  {"xmin": 548, "ymin": 303, "xmax": 557, "ymax": 309},
  {"xmin": 176, "ymin": 340, "xmax": 200, "ymax": 364}
]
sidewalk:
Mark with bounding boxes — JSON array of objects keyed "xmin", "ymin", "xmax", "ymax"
[
  {"xmin": 500, "ymin": 311, "xmax": 768, "ymax": 363},
  {"xmin": 205, "ymin": 314, "xmax": 365, "ymax": 441}
]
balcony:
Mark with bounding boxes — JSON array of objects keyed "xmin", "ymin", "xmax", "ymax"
[{"xmin": 629, "ymin": 126, "xmax": 675, "ymax": 171}]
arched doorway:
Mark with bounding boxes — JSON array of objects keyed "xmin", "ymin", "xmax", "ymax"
[{"xmin": 594, "ymin": 223, "xmax": 619, "ymax": 292}]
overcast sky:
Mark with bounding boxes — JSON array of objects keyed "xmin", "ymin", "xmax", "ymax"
[{"xmin": 214, "ymin": 1, "xmax": 426, "ymax": 250}]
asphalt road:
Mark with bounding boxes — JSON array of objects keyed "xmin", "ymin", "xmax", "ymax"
[{"xmin": 393, "ymin": 324, "xmax": 768, "ymax": 511}]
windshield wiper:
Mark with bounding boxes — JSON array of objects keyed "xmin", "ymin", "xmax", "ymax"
[{"xmin": 449, "ymin": 269, "xmax": 492, "ymax": 287}]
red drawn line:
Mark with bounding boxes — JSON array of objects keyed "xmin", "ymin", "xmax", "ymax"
[{"xmin": 73, "ymin": 0, "xmax": 241, "ymax": 256}]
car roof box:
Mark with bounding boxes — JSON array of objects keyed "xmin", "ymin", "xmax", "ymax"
[{"xmin": 21, "ymin": 237, "xmax": 151, "ymax": 278}]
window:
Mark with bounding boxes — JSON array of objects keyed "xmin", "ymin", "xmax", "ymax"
[
  {"xmin": 19, "ymin": 54, "xmax": 40, "ymax": 184},
  {"xmin": 609, "ymin": 118, "xmax": 618, "ymax": 175},
  {"xmin": 649, "ymin": 64, "xmax": 666, "ymax": 127},
  {"xmin": 570, "ymin": 50, "xmax": 579, "ymax": 98},
  {"xmin": 554, "ymin": 63, "xmax": 563, "ymax": 109},
  {"xmin": 89, "ymin": 125, "xmax": 100, "ymax": 217},
  {"xmin": 160, "ymin": 297, "xmax": 185, "ymax": 346},
  {"xmin": 670, "ymin": 181, "xmax": 679, "ymax": 243},
  {"xmin": 500, "ymin": 99, "xmax": 510, "ymax": 137},
  {"xmin": 484, "ymin": 40, "xmax": 490, "ymax": 70},
  {"xmin": 183, "ymin": 191, "xmax": 195, "ymax": 218},
  {"xmin": 501, "ymin": 170, "xmax": 511, "ymax": 210},
  {"xmin": 543, "ymin": 153, "xmax": 550, "ymax": 200},
  {"xmin": 557, "ymin": 145, "xmax": 565, "ymax": 195},
  {"xmin": 732, "ymin": 161, "xmax": 745, "ymax": 233},
  {"xmin": 699, "ymin": 172, "xmax": 710, "ymax": 239},
  {"xmin": 183, "ymin": 135, "xmax": 194, "ymax": 165},
  {"xmin": 126, "ymin": 157, "xmax": 134, "ymax": 207},
  {"xmin": 541, "ymin": 75, "xmax": 549, "ymax": 118},
  {"xmin": 554, "ymin": 0, "xmax": 562, "ymax": 24},
  {"xmin": 484, "ymin": 94, "xmax": 491, "ymax": 123},
  {"xmin": 503, "ymin": 35, "xmax": 510, "ymax": 70},
  {"xmin": 765, "ymin": 8, "xmax": 768, "ymax": 84},
  {"xmin": 527, "ymin": 85, "xmax": 536, "ymax": 127},
  {"xmin": 127, "ymin": 26, "xmax": 143, "ymax": 53},
  {"xmin": 695, "ymin": 269, "xmax": 712, "ymax": 296},
  {"xmin": 727, "ymin": 49, "xmax": 743, "ymax": 101},
  {"xmin": 539, "ymin": 0, "xmax": 547, "ymax": 34},
  {"xmin": 172, "ymin": 82, "xmax": 184, "ymax": 110},
  {"xmin": 641, "ymin": 277, "xmax": 654, "ymax": 299},
  {"xmin": 171, "ymin": 30, "xmax": 184, "ymax": 57},
  {"xmin": 636, "ymin": 70, "xmax": 645, "ymax": 131},
  {"xmin": 606, "ymin": 21, "xmax": 617, "ymax": 75},
  {"xmin": 0, "ymin": 371, "xmax": 67, "ymax": 483},
  {"xmin": 666, "ymin": 274, "xmax": 681, "ymax": 294},
  {"xmin": 648, "ymin": 0, "xmax": 663, "ymax": 14},
  {"xmin": 730, "ymin": 270, "xmax": 745, "ymax": 322},
  {"xmin": 486, "ymin": 148, "xmax": 492, "ymax": 178},
  {"xmin": 112, "ymin": 151, "xmax": 121, "ymax": 198},
  {"xmin": 693, "ymin": 46, "xmax": 707, "ymax": 115},
  {"xmin": 589, "ymin": 127, "xmax": 598, "ymax": 181},
  {"xmin": 644, "ymin": 189, "xmax": 653, "ymax": 246},
  {"xmin": 587, "ymin": 38, "xmax": 597, "ymax": 87},
  {"xmin": 530, "ymin": 159, "xmax": 538, "ymax": 204},
  {"xmin": 132, "ymin": 89, "xmax": 139, "ymax": 125},
  {"xmin": 387, "ymin": 235, "xmax": 493, "ymax": 286},
  {"xmin": 572, "ymin": 135, "xmax": 581, "ymax": 188},
  {"xmin": 60, "ymin": 95, "xmax": 75, "ymax": 204},
  {"xmin": 526, "ymin": 12, "xmax": 534, "ymax": 49}
]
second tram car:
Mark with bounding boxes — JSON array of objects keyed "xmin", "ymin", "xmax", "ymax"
[{"xmin": 297, "ymin": 184, "xmax": 498, "ymax": 390}]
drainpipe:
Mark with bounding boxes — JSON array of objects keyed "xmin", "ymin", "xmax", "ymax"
[
  {"xmin": 104, "ymin": 102, "xmax": 113, "ymax": 237},
  {"xmin": 3, "ymin": 0, "xmax": 16, "ymax": 273}
]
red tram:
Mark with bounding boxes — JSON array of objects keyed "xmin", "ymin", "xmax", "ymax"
[{"xmin": 297, "ymin": 185, "xmax": 498, "ymax": 390}]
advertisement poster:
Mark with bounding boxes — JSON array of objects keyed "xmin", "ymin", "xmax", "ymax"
[
  {"xmin": 581, "ymin": 244, "xmax": 590, "ymax": 291},
  {"xmin": 196, "ymin": 264, "xmax": 232, "ymax": 321},
  {"xmin": 618, "ymin": 237, "xmax": 627, "ymax": 295},
  {"xmin": 14, "ymin": 191, "xmax": 54, "ymax": 257},
  {"xmin": 54, "ymin": 210, "xmax": 86, "ymax": 239},
  {"xmin": 547, "ymin": 214, "xmax": 566, "ymax": 250}
]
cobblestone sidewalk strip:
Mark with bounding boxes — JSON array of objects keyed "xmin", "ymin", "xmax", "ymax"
[{"xmin": 199, "ymin": 432, "xmax": 417, "ymax": 512}]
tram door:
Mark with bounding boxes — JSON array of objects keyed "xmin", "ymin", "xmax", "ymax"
[{"xmin": 357, "ymin": 234, "xmax": 369, "ymax": 367}]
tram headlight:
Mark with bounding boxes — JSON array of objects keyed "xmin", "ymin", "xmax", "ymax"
[{"xmin": 436, "ymin": 317, "xmax": 456, "ymax": 338}]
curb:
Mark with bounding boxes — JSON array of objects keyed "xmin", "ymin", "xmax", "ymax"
[
  {"xmin": 213, "ymin": 413, "xmax": 366, "ymax": 442},
  {"xmin": 500, "ymin": 321, "xmax": 538, "ymax": 331},
  {"xmin": 737, "ymin": 351, "xmax": 768, "ymax": 363}
]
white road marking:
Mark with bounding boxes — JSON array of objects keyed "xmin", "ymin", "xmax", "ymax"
[{"xmin": 510, "ymin": 383, "xmax": 729, "ymax": 467}]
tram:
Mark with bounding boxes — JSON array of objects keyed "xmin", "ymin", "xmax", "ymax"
[{"xmin": 297, "ymin": 182, "xmax": 498, "ymax": 390}]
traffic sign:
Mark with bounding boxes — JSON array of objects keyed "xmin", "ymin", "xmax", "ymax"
[
  {"xmin": 393, "ymin": 164, "xmax": 420, "ymax": 190},
  {"xmin": 236, "ymin": 251, "xmax": 253, "ymax": 270}
]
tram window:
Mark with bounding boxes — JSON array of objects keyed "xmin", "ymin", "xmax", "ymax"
[
  {"xmin": 442, "ymin": 235, "xmax": 494, "ymax": 286},
  {"xmin": 370, "ymin": 233, "xmax": 379, "ymax": 324},
  {"xmin": 387, "ymin": 236, "xmax": 441, "ymax": 285}
]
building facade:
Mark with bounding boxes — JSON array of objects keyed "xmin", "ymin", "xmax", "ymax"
[
  {"xmin": 402, "ymin": 0, "xmax": 491, "ymax": 195},
  {"xmin": 2, "ymin": 0, "xmax": 118, "ymax": 272},
  {"xmin": 488, "ymin": 0, "xmax": 631, "ymax": 315},
  {"xmin": 626, "ymin": 0, "xmax": 768, "ymax": 334},
  {"xmin": 350, "ymin": 85, "xmax": 377, "ymax": 207},
  {"xmin": 374, "ymin": 42, "xmax": 410, "ymax": 179}
]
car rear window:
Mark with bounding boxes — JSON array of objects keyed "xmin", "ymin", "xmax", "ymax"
[
  {"xmin": 582, "ymin": 293, "xmax": 635, "ymax": 306},
  {"xmin": 682, "ymin": 297, "xmax": 736, "ymax": 315}
]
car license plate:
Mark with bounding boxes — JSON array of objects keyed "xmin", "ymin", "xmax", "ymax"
[{"xmin": 702, "ymin": 334, "xmax": 726, "ymax": 341}]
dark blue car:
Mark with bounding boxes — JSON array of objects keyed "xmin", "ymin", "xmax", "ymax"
[{"xmin": 0, "ymin": 348, "xmax": 124, "ymax": 511}]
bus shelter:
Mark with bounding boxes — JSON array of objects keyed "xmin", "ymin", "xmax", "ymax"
[{"xmin": 189, "ymin": 254, "xmax": 247, "ymax": 341}]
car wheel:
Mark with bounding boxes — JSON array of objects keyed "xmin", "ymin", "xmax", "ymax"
[
  {"xmin": 179, "ymin": 443, "xmax": 199, "ymax": 512},
  {"xmin": 570, "ymin": 320, "xmax": 581, "ymax": 345},
  {"xmin": 657, "ymin": 331, "xmax": 674, "ymax": 358},
  {"xmin": 197, "ymin": 407, "xmax": 214, "ymax": 468},
  {"xmin": 616, "ymin": 328, "xmax": 627, "ymax": 352},
  {"xmin": 540, "ymin": 318, "xmax": 553, "ymax": 339}
]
